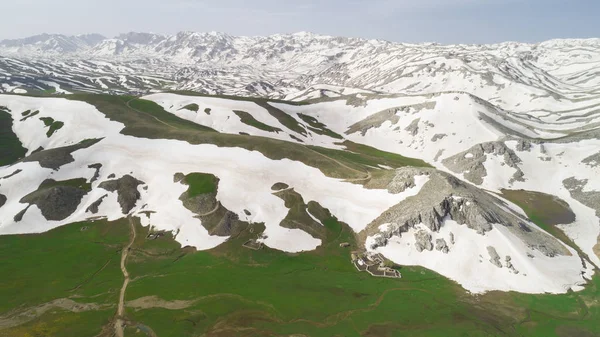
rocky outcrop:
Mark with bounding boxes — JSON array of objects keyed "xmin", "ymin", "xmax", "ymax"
[
  {"xmin": 363, "ymin": 167, "xmax": 570, "ymax": 258},
  {"xmin": 515, "ymin": 139, "xmax": 532, "ymax": 152},
  {"xmin": 22, "ymin": 138, "xmax": 101, "ymax": 170},
  {"xmin": 431, "ymin": 133, "xmax": 447, "ymax": 142},
  {"xmin": 404, "ymin": 118, "xmax": 420, "ymax": 136},
  {"xmin": 449, "ymin": 232, "xmax": 455, "ymax": 244},
  {"xmin": 487, "ymin": 246, "xmax": 502, "ymax": 268},
  {"xmin": 271, "ymin": 182, "xmax": 289, "ymax": 191},
  {"xmin": 99, "ymin": 175, "xmax": 145, "ymax": 214},
  {"xmin": 442, "ymin": 141, "xmax": 524, "ymax": 185},
  {"xmin": 0, "ymin": 194, "xmax": 6, "ymax": 208},
  {"xmin": 88, "ymin": 163, "xmax": 102, "ymax": 183},
  {"xmin": 582, "ymin": 152, "xmax": 600, "ymax": 167},
  {"xmin": 20, "ymin": 181, "xmax": 88, "ymax": 221},
  {"xmin": 86, "ymin": 194, "xmax": 108, "ymax": 214},
  {"xmin": 414, "ymin": 230, "xmax": 433, "ymax": 252},
  {"xmin": 435, "ymin": 238, "xmax": 449, "ymax": 253}
]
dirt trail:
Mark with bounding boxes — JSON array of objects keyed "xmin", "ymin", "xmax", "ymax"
[
  {"xmin": 126, "ymin": 98, "xmax": 178, "ymax": 130},
  {"xmin": 198, "ymin": 201, "xmax": 221, "ymax": 217},
  {"xmin": 114, "ymin": 216, "xmax": 136, "ymax": 337}
]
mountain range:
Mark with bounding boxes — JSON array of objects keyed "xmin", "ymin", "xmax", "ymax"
[{"xmin": 1, "ymin": 31, "xmax": 599, "ymax": 336}]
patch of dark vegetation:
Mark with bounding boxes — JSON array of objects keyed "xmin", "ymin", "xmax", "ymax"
[
  {"xmin": 13, "ymin": 205, "xmax": 30, "ymax": 222},
  {"xmin": 0, "ymin": 194, "xmax": 6, "ymax": 208},
  {"xmin": 108, "ymin": 173, "xmax": 116, "ymax": 179},
  {"xmin": 39, "ymin": 117, "xmax": 64, "ymax": 137},
  {"xmin": 204, "ymin": 108, "xmax": 211, "ymax": 115},
  {"xmin": 19, "ymin": 109, "xmax": 40, "ymax": 122},
  {"xmin": 239, "ymin": 132, "xmax": 249, "ymax": 136},
  {"xmin": 253, "ymin": 101, "xmax": 306, "ymax": 135},
  {"xmin": 178, "ymin": 173, "xmax": 219, "ymax": 215},
  {"xmin": 297, "ymin": 113, "xmax": 343, "ymax": 139},
  {"xmin": 126, "ymin": 97, "xmax": 217, "ymax": 132},
  {"xmin": 180, "ymin": 103, "xmax": 199, "ymax": 112},
  {"xmin": 233, "ymin": 110, "xmax": 282, "ymax": 133},
  {"xmin": 88, "ymin": 163, "xmax": 102, "ymax": 183},
  {"xmin": 181, "ymin": 173, "xmax": 218, "ymax": 198},
  {"xmin": 0, "ymin": 169, "xmax": 22, "ymax": 180},
  {"xmin": 85, "ymin": 194, "xmax": 108, "ymax": 214},
  {"xmin": 22, "ymin": 138, "xmax": 101, "ymax": 170},
  {"xmin": 289, "ymin": 134, "xmax": 304, "ymax": 142},
  {"xmin": 501, "ymin": 189, "xmax": 576, "ymax": 227},
  {"xmin": 69, "ymin": 94, "xmax": 428, "ymax": 180},
  {"xmin": 0, "ymin": 106, "xmax": 28, "ymax": 166},
  {"xmin": 98, "ymin": 175, "xmax": 145, "ymax": 214},
  {"xmin": 274, "ymin": 188, "xmax": 326, "ymax": 240},
  {"xmin": 271, "ymin": 182, "xmax": 289, "ymax": 191},
  {"xmin": 20, "ymin": 178, "xmax": 91, "ymax": 221}
]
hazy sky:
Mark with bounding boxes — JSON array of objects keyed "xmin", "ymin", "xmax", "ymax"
[{"xmin": 2, "ymin": 0, "xmax": 598, "ymax": 43}]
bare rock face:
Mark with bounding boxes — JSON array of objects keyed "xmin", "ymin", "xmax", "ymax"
[
  {"xmin": 86, "ymin": 194, "xmax": 108, "ymax": 214},
  {"xmin": 99, "ymin": 175, "xmax": 145, "ymax": 214},
  {"xmin": 363, "ymin": 167, "xmax": 570, "ymax": 258},
  {"xmin": 0, "ymin": 194, "xmax": 6, "ymax": 209},
  {"xmin": 22, "ymin": 139, "xmax": 101, "ymax": 170},
  {"xmin": 449, "ymin": 232, "xmax": 455, "ymax": 244},
  {"xmin": 487, "ymin": 246, "xmax": 502, "ymax": 268},
  {"xmin": 404, "ymin": 118, "xmax": 420, "ymax": 136},
  {"xmin": 515, "ymin": 139, "xmax": 532, "ymax": 152},
  {"xmin": 431, "ymin": 133, "xmax": 447, "ymax": 142},
  {"xmin": 442, "ymin": 141, "xmax": 524, "ymax": 185},
  {"xmin": 414, "ymin": 230, "xmax": 433, "ymax": 252},
  {"xmin": 582, "ymin": 152, "xmax": 600, "ymax": 167},
  {"xmin": 20, "ymin": 183, "xmax": 87, "ymax": 221},
  {"xmin": 435, "ymin": 238, "xmax": 449, "ymax": 253}
]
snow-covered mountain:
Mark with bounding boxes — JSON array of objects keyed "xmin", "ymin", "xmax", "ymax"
[
  {"xmin": 1, "ymin": 32, "xmax": 599, "ymax": 295},
  {"xmin": 2, "ymin": 32, "xmax": 599, "ymax": 100}
]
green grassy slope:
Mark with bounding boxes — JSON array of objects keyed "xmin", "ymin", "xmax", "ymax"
[
  {"xmin": 0, "ymin": 107, "xmax": 28, "ymax": 167},
  {"xmin": 68, "ymin": 94, "xmax": 430, "ymax": 180}
]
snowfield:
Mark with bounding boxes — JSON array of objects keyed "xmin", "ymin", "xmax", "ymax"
[
  {"xmin": 0, "ymin": 95, "xmax": 422, "ymax": 253},
  {"xmin": 1, "ymin": 32, "xmax": 599, "ymax": 296}
]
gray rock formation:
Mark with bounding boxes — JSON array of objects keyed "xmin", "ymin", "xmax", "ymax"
[
  {"xmin": 0, "ymin": 169, "xmax": 22, "ymax": 180},
  {"xmin": 345, "ymin": 107, "xmax": 400, "ymax": 136},
  {"xmin": 99, "ymin": 175, "xmax": 145, "ymax": 214},
  {"xmin": 431, "ymin": 133, "xmax": 447, "ymax": 142},
  {"xmin": 487, "ymin": 246, "xmax": 502, "ymax": 268},
  {"xmin": 582, "ymin": 152, "xmax": 600, "ymax": 167},
  {"xmin": 22, "ymin": 138, "xmax": 101, "ymax": 170},
  {"xmin": 14, "ymin": 206, "xmax": 30, "ymax": 222},
  {"xmin": 449, "ymin": 232, "xmax": 455, "ymax": 244},
  {"xmin": 414, "ymin": 230, "xmax": 433, "ymax": 252},
  {"xmin": 515, "ymin": 139, "xmax": 532, "ymax": 152},
  {"xmin": 435, "ymin": 238, "xmax": 449, "ymax": 253},
  {"xmin": 442, "ymin": 141, "xmax": 524, "ymax": 185},
  {"xmin": 0, "ymin": 194, "xmax": 6, "ymax": 209},
  {"xmin": 88, "ymin": 163, "xmax": 102, "ymax": 183},
  {"xmin": 20, "ymin": 182, "xmax": 88, "ymax": 221},
  {"xmin": 363, "ymin": 167, "xmax": 570, "ymax": 258},
  {"xmin": 505, "ymin": 255, "xmax": 519, "ymax": 274},
  {"xmin": 86, "ymin": 194, "xmax": 108, "ymax": 214},
  {"xmin": 173, "ymin": 172, "xmax": 185, "ymax": 183},
  {"xmin": 271, "ymin": 182, "xmax": 289, "ymax": 191},
  {"xmin": 404, "ymin": 118, "xmax": 420, "ymax": 136}
]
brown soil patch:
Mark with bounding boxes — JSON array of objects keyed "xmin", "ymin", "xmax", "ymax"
[
  {"xmin": 0, "ymin": 298, "xmax": 109, "ymax": 329},
  {"xmin": 126, "ymin": 296, "xmax": 197, "ymax": 310}
]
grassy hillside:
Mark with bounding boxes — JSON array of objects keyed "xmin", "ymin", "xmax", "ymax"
[
  {"xmin": 0, "ymin": 214, "xmax": 598, "ymax": 337},
  {"xmin": 68, "ymin": 94, "xmax": 430, "ymax": 180},
  {"xmin": 0, "ymin": 107, "xmax": 28, "ymax": 167}
]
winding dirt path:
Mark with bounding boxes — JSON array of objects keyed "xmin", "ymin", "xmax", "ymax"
[
  {"xmin": 126, "ymin": 98, "xmax": 178, "ymax": 130},
  {"xmin": 114, "ymin": 217, "xmax": 137, "ymax": 337},
  {"xmin": 198, "ymin": 201, "xmax": 221, "ymax": 217}
]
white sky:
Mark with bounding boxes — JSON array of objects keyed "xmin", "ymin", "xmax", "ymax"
[{"xmin": 1, "ymin": 0, "xmax": 597, "ymax": 43}]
